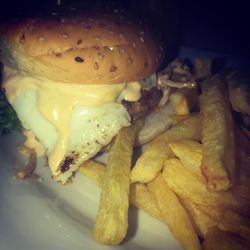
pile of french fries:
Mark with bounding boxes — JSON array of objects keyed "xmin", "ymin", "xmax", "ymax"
[{"xmin": 79, "ymin": 59, "xmax": 250, "ymax": 250}]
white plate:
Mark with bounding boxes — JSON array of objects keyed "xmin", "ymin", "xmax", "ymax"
[
  {"xmin": 1, "ymin": 47, "xmax": 249, "ymax": 250},
  {"xmin": 0, "ymin": 131, "xmax": 182, "ymax": 250}
]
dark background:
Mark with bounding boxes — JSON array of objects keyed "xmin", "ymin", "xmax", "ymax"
[{"xmin": 0, "ymin": 0, "xmax": 249, "ymax": 59}]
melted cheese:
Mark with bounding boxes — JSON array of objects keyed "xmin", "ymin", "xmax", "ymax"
[
  {"xmin": 121, "ymin": 81, "xmax": 141, "ymax": 101},
  {"xmin": 3, "ymin": 67, "xmax": 140, "ymax": 182}
]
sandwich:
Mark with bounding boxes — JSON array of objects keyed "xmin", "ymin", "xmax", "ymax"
[{"xmin": 0, "ymin": 7, "xmax": 182, "ymax": 184}]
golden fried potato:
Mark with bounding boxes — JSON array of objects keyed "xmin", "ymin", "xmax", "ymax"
[
  {"xmin": 169, "ymin": 140, "xmax": 202, "ymax": 174},
  {"xmin": 172, "ymin": 114, "xmax": 191, "ymax": 125},
  {"xmin": 180, "ymin": 199, "xmax": 217, "ymax": 238},
  {"xmin": 229, "ymin": 86, "xmax": 250, "ymax": 115},
  {"xmin": 162, "ymin": 158, "xmax": 247, "ymax": 211},
  {"xmin": 200, "ymin": 74, "xmax": 235, "ymax": 191},
  {"xmin": 79, "ymin": 161, "xmax": 161, "ymax": 220},
  {"xmin": 203, "ymin": 227, "xmax": 250, "ymax": 250},
  {"xmin": 196, "ymin": 204, "xmax": 250, "ymax": 240},
  {"xmin": 226, "ymin": 69, "xmax": 250, "ymax": 115},
  {"xmin": 220, "ymin": 210, "xmax": 250, "ymax": 240},
  {"xmin": 93, "ymin": 120, "xmax": 143, "ymax": 244},
  {"xmin": 148, "ymin": 174, "xmax": 201, "ymax": 250},
  {"xmin": 130, "ymin": 114, "xmax": 201, "ymax": 184},
  {"xmin": 79, "ymin": 160, "xmax": 165, "ymax": 229},
  {"xmin": 234, "ymin": 128, "xmax": 250, "ymax": 187},
  {"xmin": 129, "ymin": 183, "xmax": 161, "ymax": 220},
  {"xmin": 79, "ymin": 160, "xmax": 105, "ymax": 187},
  {"xmin": 170, "ymin": 88, "xmax": 199, "ymax": 115}
]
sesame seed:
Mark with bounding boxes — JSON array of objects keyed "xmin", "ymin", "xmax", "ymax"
[
  {"xmin": 38, "ymin": 36, "xmax": 45, "ymax": 42},
  {"xmin": 75, "ymin": 56, "xmax": 84, "ymax": 63},
  {"xmin": 139, "ymin": 37, "xmax": 144, "ymax": 43},
  {"xmin": 94, "ymin": 36, "xmax": 102, "ymax": 41},
  {"xmin": 62, "ymin": 33, "xmax": 69, "ymax": 39},
  {"xmin": 110, "ymin": 65, "xmax": 117, "ymax": 72},
  {"xmin": 119, "ymin": 48, "xmax": 125, "ymax": 54},
  {"xmin": 127, "ymin": 58, "xmax": 133, "ymax": 64},
  {"xmin": 97, "ymin": 53, "xmax": 104, "ymax": 60},
  {"xmin": 94, "ymin": 62, "xmax": 99, "ymax": 70},
  {"xmin": 76, "ymin": 39, "xmax": 82, "ymax": 45},
  {"xmin": 19, "ymin": 33, "xmax": 26, "ymax": 44}
]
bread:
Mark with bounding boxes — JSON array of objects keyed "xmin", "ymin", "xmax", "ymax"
[{"xmin": 0, "ymin": 9, "xmax": 165, "ymax": 84}]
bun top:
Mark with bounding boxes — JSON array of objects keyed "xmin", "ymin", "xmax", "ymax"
[{"xmin": 0, "ymin": 8, "xmax": 165, "ymax": 84}]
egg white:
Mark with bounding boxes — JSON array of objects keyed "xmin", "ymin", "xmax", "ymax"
[{"xmin": 12, "ymin": 89, "xmax": 130, "ymax": 183}]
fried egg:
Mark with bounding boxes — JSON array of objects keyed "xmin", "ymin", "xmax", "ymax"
[{"xmin": 3, "ymin": 67, "xmax": 138, "ymax": 183}]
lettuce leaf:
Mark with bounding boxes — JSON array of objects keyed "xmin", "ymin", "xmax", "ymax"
[{"xmin": 0, "ymin": 89, "xmax": 22, "ymax": 135}]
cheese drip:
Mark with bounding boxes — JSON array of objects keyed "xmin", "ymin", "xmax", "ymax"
[{"xmin": 3, "ymin": 67, "xmax": 139, "ymax": 182}]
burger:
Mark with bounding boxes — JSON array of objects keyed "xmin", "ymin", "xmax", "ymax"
[{"xmin": 0, "ymin": 6, "xmax": 181, "ymax": 184}]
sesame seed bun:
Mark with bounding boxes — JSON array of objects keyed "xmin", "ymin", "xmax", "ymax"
[{"xmin": 0, "ymin": 8, "xmax": 165, "ymax": 84}]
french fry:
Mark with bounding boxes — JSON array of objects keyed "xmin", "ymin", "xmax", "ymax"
[
  {"xmin": 172, "ymin": 114, "xmax": 191, "ymax": 125},
  {"xmin": 229, "ymin": 85, "xmax": 250, "ymax": 115},
  {"xmin": 200, "ymin": 74, "xmax": 235, "ymax": 191},
  {"xmin": 197, "ymin": 205, "xmax": 250, "ymax": 240},
  {"xmin": 79, "ymin": 160, "xmax": 161, "ymax": 220},
  {"xmin": 170, "ymin": 88, "xmax": 199, "ymax": 115},
  {"xmin": 93, "ymin": 120, "xmax": 143, "ymax": 244},
  {"xmin": 163, "ymin": 158, "xmax": 250, "ymax": 239},
  {"xmin": 180, "ymin": 199, "xmax": 217, "ymax": 238},
  {"xmin": 130, "ymin": 114, "xmax": 201, "ymax": 183},
  {"xmin": 220, "ymin": 210, "xmax": 250, "ymax": 240},
  {"xmin": 226, "ymin": 69, "xmax": 250, "ymax": 115},
  {"xmin": 78, "ymin": 160, "xmax": 105, "ymax": 187},
  {"xmin": 203, "ymin": 227, "xmax": 250, "ymax": 250},
  {"xmin": 169, "ymin": 140, "xmax": 202, "ymax": 174},
  {"xmin": 148, "ymin": 174, "xmax": 201, "ymax": 250},
  {"xmin": 129, "ymin": 183, "xmax": 161, "ymax": 220},
  {"xmin": 232, "ymin": 127, "xmax": 250, "ymax": 187},
  {"xmin": 162, "ymin": 158, "xmax": 249, "ymax": 212}
]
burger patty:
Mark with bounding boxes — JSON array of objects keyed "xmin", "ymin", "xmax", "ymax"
[{"xmin": 122, "ymin": 87, "xmax": 163, "ymax": 121}]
